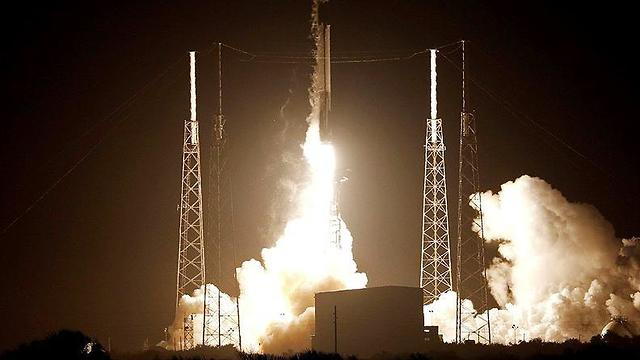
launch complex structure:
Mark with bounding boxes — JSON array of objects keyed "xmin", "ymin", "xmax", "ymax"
[
  {"xmin": 174, "ymin": 46, "xmax": 241, "ymax": 350},
  {"xmin": 419, "ymin": 42, "xmax": 492, "ymax": 343},
  {"xmin": 172, "ymin": 11, "xmax": 491, "ymax": 348},
  {"xmin": 173, "ymin": 15, "xmax": 342, "ymax": 350}
]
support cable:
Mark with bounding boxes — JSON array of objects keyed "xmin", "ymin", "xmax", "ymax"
[
  {"xmin": 218, "ymin": 41, "xmax": 463, "ymax": 64},
  {"xmin": 1, "ymin": 55, "xmax": 185, "ymax": 235},
  {"xmin": 440, "ymin": 50, "xmax": 607, "ymax": 174}
]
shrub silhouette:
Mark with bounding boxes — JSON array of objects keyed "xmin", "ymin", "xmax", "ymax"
[
  {"xmin": 5, "ymin": 331, "xmax": 640, "ymax": 360},
  {"xmin": 1, "ymin": 329, "xmax": 109, "ymax": 360}
]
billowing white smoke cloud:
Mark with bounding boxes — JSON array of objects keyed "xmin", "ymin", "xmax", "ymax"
[{"xmin": 426, "ymin": 175, "xmax": 640, "ymax": 343}]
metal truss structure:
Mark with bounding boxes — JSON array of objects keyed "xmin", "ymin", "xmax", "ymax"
[
  {"xmin": 455, "ymin": 41, "xmax": 491, "ymax": 344},
  {"xmin": 183, "ymin": 315, "xmax": 195, "ymax": 350},
  {"xmin": 202, "ymin": 44, "xmax": 241, "ymax": 349},
  {"xmin": 329, "ymin": 196, "xmax": 342, "ymax": 249},
  {"xmin": 420, "ymin": 49, "xmax": 453, "ymax": 305},
  {"xmin": 330, "ymin": 173, "xmax": 349, "ymax": 249},
  {"xmin": 176, "ymin": 51, "xmax": 205, "ymax": 350}
]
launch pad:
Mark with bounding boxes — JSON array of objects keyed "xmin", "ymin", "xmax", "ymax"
[{"xmin": 170, "ymin": 0, "xmax": 492, "ymax": 349}]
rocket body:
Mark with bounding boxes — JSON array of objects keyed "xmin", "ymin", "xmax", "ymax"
[{"xmin": 318, "ymin": 24, "xmax": 331, "ymax": 142}]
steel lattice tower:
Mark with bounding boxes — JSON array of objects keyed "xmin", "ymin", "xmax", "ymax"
[
  {"xmin": 176, "ymin": 51, "xmax": 205, "ymax": 350},
  {"xmin": 202, "ymin": 43, "xmax": 241, "ymax": 349},
  {"xmin": 420, "ymin": 49, "xmax": 453, "ymax": 305},
  {"xmin": 455, "ymin": 41, "xmax": 491, "ymax": 344},
  {"xmin": 182, "ymin": 315, "xmax": 195, "ymax": 350}
]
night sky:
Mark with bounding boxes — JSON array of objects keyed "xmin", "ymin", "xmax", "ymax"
[{"xmin": 1, "ymin": 0, "xmax": 637, "ymax": 352}]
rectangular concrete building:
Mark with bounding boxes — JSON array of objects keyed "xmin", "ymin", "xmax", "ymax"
[{"xmin": 313, "ymin": 286, "xmax": 424, "ymax": 357}]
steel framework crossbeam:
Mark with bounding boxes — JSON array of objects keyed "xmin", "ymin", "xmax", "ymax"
[
  {"xmin": 202, "ymin": 44, "xmax": 241, "ymax": 349},
  {"xmin": 455, "ymin": 111, "xmax": 491, "ymax": 344},
  {"xmin": 183, "ymin": 315, "xmax": 196, "ymax": 350},
  {"xmin": 454, "ymin": 41, "xmax": 491, "ymax": 345},
  {"xmin": 420, "ymin": 117, "xmax": 453, "ymax": 305},
  {"xmin": 176, "ymin": 118, "xmax": 205, "ymax": 304}
]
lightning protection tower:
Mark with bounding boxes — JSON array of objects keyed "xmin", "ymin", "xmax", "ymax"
[
  {"xmin": 420, "ymin": 49, "xmax": 453, "ymax": 306},
  {"xmin": 176, "ymin": 51, "xmax": 205, "ymax": 350},
  {"xmin": 202, "ymin": 43, "xmax": 242, "ymax": 349},
  {"xmin": 455, "ymin": 41, "xmax": 492, "ymax": 344}
]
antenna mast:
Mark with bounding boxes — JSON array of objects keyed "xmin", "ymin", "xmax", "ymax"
[
  {"xmin": 455, "ymin": 40, "xmax": 492, "ymax": 344},
  {"xmin": 202, "ymin": 43, "xmax": 242, "ymax": 349}
]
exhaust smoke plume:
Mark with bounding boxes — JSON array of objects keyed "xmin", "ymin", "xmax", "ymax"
[
  {"xmin": 166, "ymin": 0, "xmax": 367, "ymax": 352},
  {"xmin": 426, "ymin": 175, "xmax": 640, "ymax": 343}
]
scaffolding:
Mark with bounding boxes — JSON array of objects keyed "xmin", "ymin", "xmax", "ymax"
[
  {"xmin": 455, "ymin": 41, "xmax": 491, "ymax": 344},
  {"xmin": 175, "ymin": 51, "xmax": 205, "ymax": 350}
]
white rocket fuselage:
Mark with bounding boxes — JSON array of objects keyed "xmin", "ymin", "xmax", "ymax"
[{"xmin": 318, "ymin": 24, "xmax": 331, "ymax": 142}]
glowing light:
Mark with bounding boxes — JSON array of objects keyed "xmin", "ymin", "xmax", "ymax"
[
  {"xmin": 430, "ymin": 49, "xmax": 437, "ymax": 120},
  {"xmin": 234, "ymin": 120, "xmax": 367, "ymax": 353},
  {"xmin": 189, "ymin": 51, "xmax": 196, "ymax": 122},
  {"xmin": 189, "ymin": 51, "xmax": 198, "ymax": 146}
]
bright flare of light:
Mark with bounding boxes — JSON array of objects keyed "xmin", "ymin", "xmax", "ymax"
[
  {"xmin": 189, "ymin": 51, "xmax": 196, "ymax": 121},
  {"xmin": 430, "ymin": 49, "xmax": 437, "ymax": 120}
]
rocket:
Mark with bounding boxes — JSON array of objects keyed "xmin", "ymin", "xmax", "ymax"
[{"xmin": 318, "ymin": 23, "xmax": 331, "ymax": 142}]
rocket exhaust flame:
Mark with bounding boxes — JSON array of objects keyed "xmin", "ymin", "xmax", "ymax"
[{"xmin": 189, "ymin": 51, "xmax": 196, "ymax": 122}]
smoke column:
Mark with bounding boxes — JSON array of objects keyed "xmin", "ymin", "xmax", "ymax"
[
  {"xmin": 426, "ymin": 175, "xmax": 640, "ymax": 342},
  {"xmin": 166, "ymin": 0, "xmax": 367, "ymax": 352}
]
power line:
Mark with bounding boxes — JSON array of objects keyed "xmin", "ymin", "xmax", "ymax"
[
  {"xmin": 1, "ymin": 55, "xmax": 185, "ymax": 235},
  {"xmin": 4, "ymin": 39, "xmax": 606, "ymax": 236},
  {"xmin": 218, "ymin": 41, "xmax": 462, "ymax": 64},
  {"xmin": 440, "ymin": 50, "xmax": 607, "ymax": 175},
  {"xmin": 0, "ymin": 41, "xmax": 435, "ymax": 235}
]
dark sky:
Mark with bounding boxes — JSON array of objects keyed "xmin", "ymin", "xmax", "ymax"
[{"xmin": 1, "ymin": 0, "xmax": 637, "ymax": 353}]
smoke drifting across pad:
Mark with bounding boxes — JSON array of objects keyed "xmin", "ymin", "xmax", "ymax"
[{"xmin": 426, "ymin": 175, "xmax": 640, "ymax": 343}]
